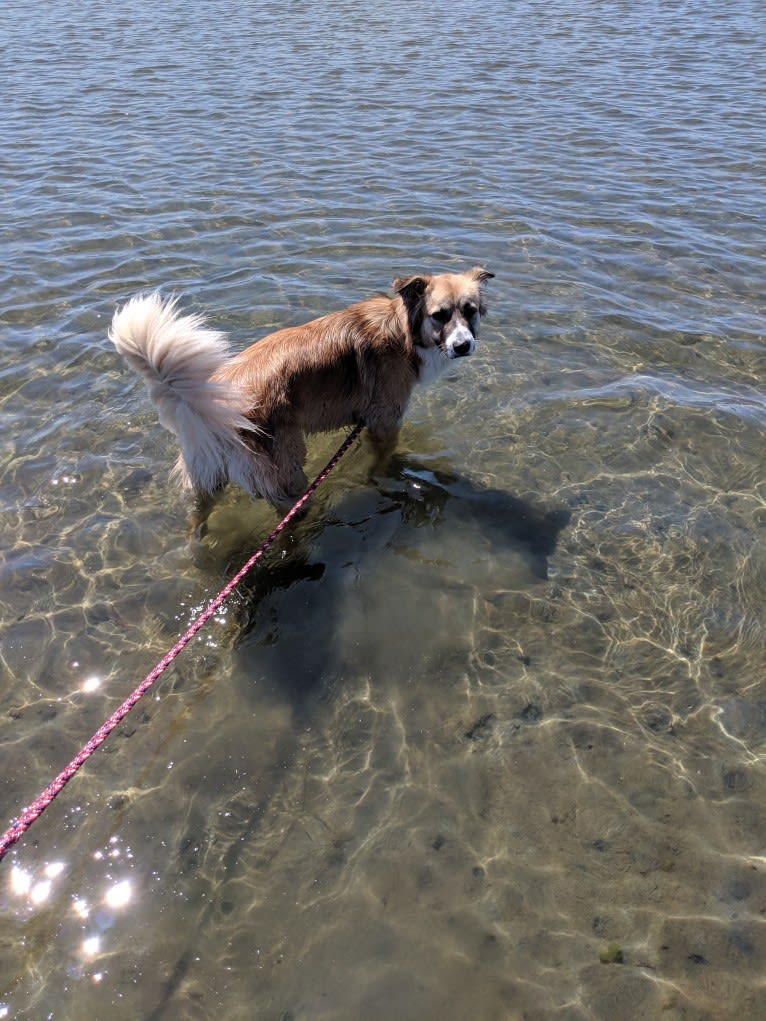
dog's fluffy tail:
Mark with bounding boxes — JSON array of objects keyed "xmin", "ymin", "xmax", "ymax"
[{"xmin": 109, "ymin": 292, "xmax": 259, "ymax": 494}]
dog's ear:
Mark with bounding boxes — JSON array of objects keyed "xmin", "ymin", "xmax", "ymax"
[
  {"xmin": 469, "ymin": 268, "xmax": 493, "ymax": 315},
  {"xmin": 393, "ymin": 274, "xmax": 429, "ymax": 307}
]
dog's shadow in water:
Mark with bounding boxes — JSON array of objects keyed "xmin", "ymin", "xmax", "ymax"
[{"xmin": 214, "ymin": 449, "xmax": 571, "ymax": 712}]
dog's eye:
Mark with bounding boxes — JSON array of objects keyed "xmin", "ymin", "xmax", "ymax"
[
  {"xmin": 430, "ymin": 308, "xmax": 452, "ymax": 325},
  {"xmin": 462, "ymin": 303, "xmax": 478, "ymax": 319}
]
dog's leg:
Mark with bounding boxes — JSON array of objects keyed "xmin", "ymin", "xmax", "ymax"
[
  {"xmin": 270, "ymin": 426, "xmax": 309, "ymax": 512},
  {"xmin": 188, "ymin": 487, "xmax": 222, "ymax": 539},
  {"xmin": 366, "ymin": 426, "xmax": 400, "ymax": 476}
]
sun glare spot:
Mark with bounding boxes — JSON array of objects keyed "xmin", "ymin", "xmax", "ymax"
[
  {"xmin": 73, "ymin": 897, "xmax": 89, "ymax": 918},
  {"xmin": 30, "ymin": 879, "xmax": 52, "ymax": 905},
  {"xmin": 10, "ymin": 866, "xmax": 32, "ymax": 896},
  {"xmin": 104, "ymin": 879, "xmax": 132, "ymax": 909},
  {"xmin": 82, "ymin": 936, "xmax": 101, "ymax": 957}
]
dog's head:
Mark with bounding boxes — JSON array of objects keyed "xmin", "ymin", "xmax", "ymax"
[{"xmin": 393, "ymin": 267, "xmax": 494, "ymax": 360}]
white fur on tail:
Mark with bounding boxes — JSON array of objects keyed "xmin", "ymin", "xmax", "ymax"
[{"xmin": 109, "ymin": 293, "xmax": 260, "ymax": 495}]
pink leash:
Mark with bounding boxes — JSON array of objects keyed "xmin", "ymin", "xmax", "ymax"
[{"xmin": 0, "ymin": 423, "xmax": 363, "ymax": 863}]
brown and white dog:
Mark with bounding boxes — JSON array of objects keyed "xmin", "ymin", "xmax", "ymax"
[{"xmin": 109, "ymin": 268, "xmax": 493, "ymax": 508}]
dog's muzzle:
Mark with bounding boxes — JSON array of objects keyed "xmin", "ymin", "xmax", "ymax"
[{"xmin": 445, "ymin": 324, "xmax": 476, "ymax": 358}]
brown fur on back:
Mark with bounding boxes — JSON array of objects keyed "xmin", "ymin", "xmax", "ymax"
[{"xmin": 215, "ymin": 294, "xmax": 418, "ymax": 439}]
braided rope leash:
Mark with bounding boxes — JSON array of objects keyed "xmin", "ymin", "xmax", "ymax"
[{"xmin": 0, "ymin": 423, "xmax": 363, "ymax": 863}]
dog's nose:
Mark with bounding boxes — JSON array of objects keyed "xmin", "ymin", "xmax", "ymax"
[{"xmin": 452, "ymin": 338, "xmax": 473, "ymax": 356}]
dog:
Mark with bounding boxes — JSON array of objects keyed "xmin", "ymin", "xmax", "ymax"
[{"xmin": 109, "ymin": 268, "xmax": 493, "ymax": 510}]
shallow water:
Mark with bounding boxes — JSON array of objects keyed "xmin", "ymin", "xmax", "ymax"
[{"xmin": 2, "ymin": 1, "xmax": 766, "ymax": 1018}]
